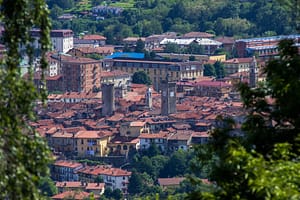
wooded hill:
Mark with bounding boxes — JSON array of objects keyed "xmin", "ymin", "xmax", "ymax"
[{"xmin": 47, "ymin": 0, "xmax": 297, "ymax": 43}]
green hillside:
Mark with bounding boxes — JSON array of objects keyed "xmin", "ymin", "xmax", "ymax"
[{"xmin": 47, "ymin": 0, "xmax": 298, "ymax": 43}]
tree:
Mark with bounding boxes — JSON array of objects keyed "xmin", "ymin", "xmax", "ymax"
[
  {"xmin": 203, "ymin": 63, "xmax": 216, "ymax": 77},
  {"xmin": 213, "ymin": 61, "xmax": 225, "ymax": 79},
  {"xmin": 132, "ymin": 71, "xmax": 152, "ymax": 85},
  {"xmin": 0, "ymin": 0, "xmax": 52, "ymax": 199},
  {"xmin": 163, "ymin": 42, "xmax": 181, "ymax": 53},
  {"xmin": 128, "ymin": 171, "xmax": 144, "ymax": 195},
  {"xmin": 188, "ymin": 40, "xmax": 300, "ymax": 199},
  {"xmin": 38, "ymin": 176, "xmax": 58, "ymax": 197},
  {"xmin": 135, "ymin": 39, "xmax": 145, "ymax": 53}
]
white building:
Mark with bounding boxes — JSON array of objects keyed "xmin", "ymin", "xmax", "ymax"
[
  {"xmin": 31, "ymin": 29, "xmax": 74, "ymax": 53},
  {"xmin": 139, "ymin": 132, "xmax": 168, "ymax": 152}
]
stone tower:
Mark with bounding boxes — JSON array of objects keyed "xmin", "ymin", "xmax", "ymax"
[
  {"xmin": 161, "ymin": 80, "xmax": 176, "ymax": 116},
  {"xmin": 145, "ymin": 87, "xmax": 152, "ymax": 109},
  {"xmin": 101, "ymin": 83, "xmax": 115, "ymax": 116},
  {"xmin": 249, "ymin": 56, "xmax": 258, "ymax": 88}
]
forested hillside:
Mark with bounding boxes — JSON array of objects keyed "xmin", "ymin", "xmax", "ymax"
[{"xmin": 47, "ymin": 0, "xmax": 297, "ymax": 43}]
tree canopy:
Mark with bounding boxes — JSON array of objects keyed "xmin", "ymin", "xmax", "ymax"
[
  {"xmin": 0, "ymin": 0, "xmax": 52, "ymax": 199},
  {"xmin": 132, "ymin": 71, "xmax": 152, "ymax": 85},
  {"xmin": 188, "ymin": 40, "xmax": 300, "ymax": 199}
]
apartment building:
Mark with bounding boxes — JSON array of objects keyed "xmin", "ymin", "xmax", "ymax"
[
  {"xmin": 223, "ymin": 57, "xmax": 253, "ymax": 75},
  {"xmin": 235, "ymin": 35, "xmax": 300, "ymax": 58},
  {"xmin": 60, "ymin": 56, "xmax": 101, "ymax": 92},
  {"xmin": 103, "ymin": 59, "xmax": 203, "ymax": 90}
]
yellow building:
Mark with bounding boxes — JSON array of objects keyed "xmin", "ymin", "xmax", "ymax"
[
  {"xmin": 120, "ymin": 121, "xmax": 149, "ymax": 137},
  {"xmin": 209, "ymin": 54, "xmax": 226, "ymax": 62},
  {"xmin": 74, "ymin": 131, "xmax": 111, "ymax": 157},
  {"xmin": 103, "ymin": 59, "xmax": 204, "ymax": 90}
]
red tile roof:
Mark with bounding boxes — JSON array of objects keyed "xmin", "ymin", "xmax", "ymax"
[
  {"xmin": 158, "ymin": 177, "xmax": 185, "ymax": 187},
  {"xmin": 82, "ymin": 34, "xmax": 106, "ymax": 40},
  {"xmin": 51, "ymin": 191, "xmax": 96, "ymax": 200},
  {"xmin": 74, "ymin": 130, "xmax": 111, "ymax": 139},
  {"xmin": 54, "ymin": 160, "xmax": 83, "ymax": 169}
]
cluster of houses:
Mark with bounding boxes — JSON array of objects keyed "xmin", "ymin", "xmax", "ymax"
[{"xmin": 1, "ymin": 27, "xmax": 298, "ymax": 199}]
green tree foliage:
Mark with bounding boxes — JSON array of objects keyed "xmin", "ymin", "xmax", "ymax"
[
  {"xmin": 135, "ymin": 39, "xmax": 145, "ymax": 53},
  {"xmin": 213, "ymin": 61, "xmax": 226, "ymax": 79},
  {"xmin": 203, "ymin": 64, "xmax": 216, "ymax": 77},
  {"xmin": 128, "ymin": 171, "xmax": 145, "ymax": 195},
  {"xmin": 163, "ymin": 43, "xmax": 181, "ymax": 53},
  {"xmin": 188, "ymin": 40, "xmax": 300, "ymax": 199},
  {"xmin": 48, "ymin": 0, "xmax": 297, "ymax": 37},
  {"xmin": 0, "ymin": 0, "xmax": 52, "ymax": 199},
  {"xmin": 38, "ymin": 176, "xmax": 58, "ymax": 197},
  {"xmin": 160, "ymin": 150, "xmax": 189, "ymax": 178},
  {"xmin": 132, "ymin": 71, "xmax": 152, "ymax": 85}
]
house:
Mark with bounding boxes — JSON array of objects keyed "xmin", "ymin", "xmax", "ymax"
[
  {"xmin": 158, "ymin": 177, "xmax": 185, "ymax": 189},
  {"xmin": 194, "ymin": 38, "xmax": 222, "ymax": 55},
  {"xmin": 139, "ymin": 131, "xmax": 169, "ymax": 152},
  {"xmin": 223, "ymin": 57, "xmax": 253, "ymax": 75},
  {"xmin": 77, "ymin": 165, "xmax": 131, "ymax": 194},
  {"xmin": 122, "ymin": 37, "xmax": 145, "ymax": 46},
  {"xmin": 51, "ymin": 191, "xmax": 99, "ymax": 200},
  {"xmin": 67, "ymin": 46, "xmax": 114, "ymax": 58},
  {"xmin": 100, "ymin": 70, "xmax": 131, "ymax": 97},
  {"xmin": 192, "ymin": 80, "xmax": 232, "ymax": 98},
  {"xmin": 108, "ymin": 136, "xmax": 140, "ymax": 156},
  {"xmin": 119, "ymin": 121, "xmax": 149, "ymax": 138},
  {"xmin": 74, "ymin": 130, "xmax": 112, "ymax": 157},
  {"xmin": 51, "ymin": 160, "xmax": 83, "ymax": 181},
  {"xmin": 82, "ymin": 34, "xmax": 107, "ymax": 46},
  {"xmin": 30, "ymin": 29, "xmax": 74, "ymax": 53},
  {"xmin": 56, "ymin": 181, "xmax": 105, "ymax": 195},
  {"xmin": 167, "ymin": 131, "xmax": 193, "ymax": 151}
]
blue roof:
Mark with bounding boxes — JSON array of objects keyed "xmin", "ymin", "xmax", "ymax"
[
  {"xmin": 236, "ymin": 35, "xmax": 300, "ymax": 43},
  {"xmin": 105, "ymin": 52, "xmax": 145, "ymax": 59}
]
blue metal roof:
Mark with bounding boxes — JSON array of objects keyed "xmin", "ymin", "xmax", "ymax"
[
  {"xmin": 105, "ymin": 52, "xmax": 145, "ymax": 59},
  {"xmin": 236, "ymin": 35, "xmax": 300, "ymax": 43}
]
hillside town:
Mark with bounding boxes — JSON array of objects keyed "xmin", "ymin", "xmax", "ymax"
[{"xmin": 4, "ymin": 27, "xmax": 300, "ymax": 199}]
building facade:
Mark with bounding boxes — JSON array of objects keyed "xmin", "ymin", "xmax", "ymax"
[
  {"xmin": 103, "ymin": 59, "xmax": 203, "ymax": 91},
  {"xmin": 60, "ymin": 56, "xmax": 101, "ymax": 92}
]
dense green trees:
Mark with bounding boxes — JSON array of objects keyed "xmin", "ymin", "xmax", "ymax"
[
  {"xmin": 47, "ymin": 0, "xmax": 298, "ymax": 38},
  {"xmin": 188, "ymin": 40, "xmax": 300, "ymax": 199},
  {"xmin": 132, "ymin": 71, "xmax": 152, "ymax": 85},
  {"xmin": 0, "ymin": 0, "xmax": 52, "ymax": 199}
]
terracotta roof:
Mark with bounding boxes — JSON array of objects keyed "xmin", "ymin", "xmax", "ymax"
[
  {"xmin": 82, "ymin": 34, "xmax": 106, "ymax": 40},
  {"xmin": 168, "ymin": 131, "xmax": 192, "ymax": 141},
  {"xmin": 51, "ymin": 191, "xmax": 96, "ymax": 200},
  {"xmin": 78, "ymin": 165, "xmax": 131, "ymax": 177},
  {"xmin": 101, "ymin": 70, "xmax": 130, "ymax": 78},
  {"xmin": 60, "ymin": 55, "xmax": 100, "ymax": 64},
  {"xmin": 52, "ymin": 131, "xmax": 73, "ymax": 138},
  {"xmin": 158, "ymin": 177, "xmax": 185, "ymax": 186},
  {"xmin": 73, "ymin": 46, "xmax": 114, "ymax": 54},
  {"xmin": 130, "ymin": 121, "xmax": 146, "ymax": 127},
  {"xmin": 139, "ymin": 132, "xmax": 169, "ymax": 139},
  {"xmin": 74, "ymin": 130, "xmax": 111, "ymax": 139},
  {"xmin": 54, "ymin": 160, "xmax": 83, "ymax": 169},
  {"xmin": 223, "ymin": 57, "xmax": 253, "ymax": 64},
  {"xmin": 85, "ymin": 182, "xmax": 105, "ymax": 190}
]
